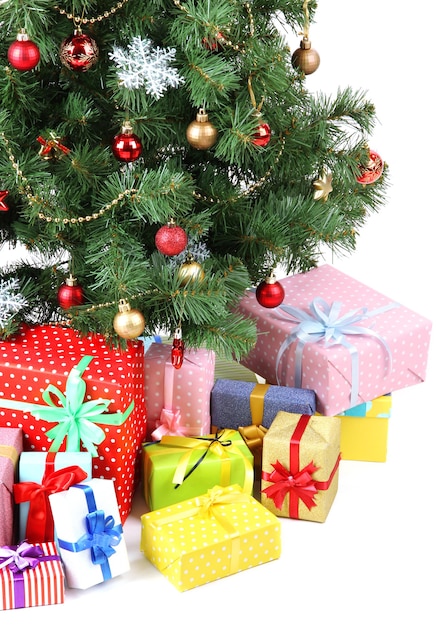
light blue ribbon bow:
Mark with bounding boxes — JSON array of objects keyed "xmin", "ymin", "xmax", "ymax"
[{"xmin": 275, "ymin": 297, "xmax": 397, "ymax": 407}]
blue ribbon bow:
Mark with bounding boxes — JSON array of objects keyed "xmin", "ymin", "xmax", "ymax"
[
  {"xmin": 57, "ymin": 484, "xmax": 123, "ymax": 580},
  {"xmin": 275, "ymin": 297, "xmax": 397, "ymax": 408}
]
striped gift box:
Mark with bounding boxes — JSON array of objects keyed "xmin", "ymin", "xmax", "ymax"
[{"xmin": 0, "ymin": 541, "xmax": 65, "ymax": 610}]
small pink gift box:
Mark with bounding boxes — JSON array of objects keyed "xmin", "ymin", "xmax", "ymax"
[
  {"xmin": 239, "ymin": 264, "xmax": 432, "ymax": 416},
  {"xmin": 144, "ymin": 343, "xmax": 215, "ymax": 440}
]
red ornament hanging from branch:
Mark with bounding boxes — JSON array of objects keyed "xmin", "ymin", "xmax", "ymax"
[
  {"xmin": 171, "ymin": 327, "xmax": 184, "ymax": 369},
  {"xmin": 356, "ymin": 149, "xmax": 384, "ymax": 185},
  {"xmin": 0, "ymin": 190, "xmax": 10, "ymax": 212},
  {"xmin": 112, "ymin": 121, "xmax": 143, "ymax": 163},
  {"xmin": 57, "ymin": 275, "xmax": 85, "ymax": 309},
  {"xmin": 255, "ymin": 274, "xmax": 285, "ymax": 308},
  {"xmin": 8, "ymin": 30, "xmax": 40, "ymax": 72},
  {"xmin": 60, "ymin": 29, "xmax": 99, "ymax": 72},
  {"xmin": 155, "ymin": 219, "xmax": 188, "ymax": 256}
]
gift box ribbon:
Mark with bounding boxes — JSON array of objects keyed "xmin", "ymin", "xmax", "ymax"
[
  {"xmin": 0, "ymin": 444, "xmax": 19, "ymax": 466},
  {"xmin": 238, "ymin": 383, "xmax": 270, "ymax": 456},
  {"xmin": 275, "ymin": 298, "xmax": 397, "ymax": 407},
  {"xmin": 147, "ymin": 429, "xmax": 254, "ymax": 494},
  {"xmin": 151, "ymin": 361, "xmax": 186, "ymax": 440},
  {"xmin": 0, "ymin": 355, "xmax": 134, "ymax": 457},
  {"xmin": 57, "ymin": 483, "xmax": 123, "ymax": 581},
  {"xmin": 261, "ymin": 414, "xmax": 340, "ymax": 518},
  {"xmin": 13, "ymin": 453, "xmax": 88, "ymax": 543},
  {"xmin": 150, "ymin": 485, "xmax": 251, "ymax": 575},
  {"xmin": 0, "ymin": 541, "xmax": 61, "ymax": 609}
]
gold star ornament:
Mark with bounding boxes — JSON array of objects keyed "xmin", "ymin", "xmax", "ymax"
[{"xmin": 313, "ymin": 171, "xmax": 333, "ymax": 201}]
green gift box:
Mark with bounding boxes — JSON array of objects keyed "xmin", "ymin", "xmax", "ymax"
[{"xmin": 142, "ymin": 429, "xmax": 254, "ymax": 511}]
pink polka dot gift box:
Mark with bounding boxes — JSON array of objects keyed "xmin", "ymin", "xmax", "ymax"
[
  {"xmin": 238, "ymin": 264, "xmax": 432, "ymax": 416},
  {"xmin": 144, "ymin": 342, "xmax": 215, "ymax": 441},
  {"xmin": 0, "ymin": 324, "xmax": 148, "ymax": 523}
]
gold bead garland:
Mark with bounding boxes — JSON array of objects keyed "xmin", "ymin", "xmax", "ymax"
[{"xmin": 53, "ymin": 0, "xmax": 129, "ymax": 26}]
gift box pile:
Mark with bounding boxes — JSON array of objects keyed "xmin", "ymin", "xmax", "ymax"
[
  {"xmin": 0, "ymin": 262, "xmax": 433, "ymax": 597},
  {"xmin": 0, "ymin": 324, "xmax": 148, "ymax": 523}
]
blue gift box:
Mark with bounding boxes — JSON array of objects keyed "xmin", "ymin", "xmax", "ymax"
[{"xmin": 211, "ymin": 378, "xmax": 316, "ymax": 431}]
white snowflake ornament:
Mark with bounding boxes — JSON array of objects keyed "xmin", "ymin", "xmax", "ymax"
[
  {"xmin": 110, "ymin": 37, "xmax": 184, "ymax": 99},
  {"xmin": 0, "ymin": 277, "xmax": 27, "ymax": 328}
]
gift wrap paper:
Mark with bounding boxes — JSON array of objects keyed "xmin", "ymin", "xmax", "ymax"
[
  {"xmin": 15, "ymin": 451, "xmax": 92, "ymax": 542},
  {"xmin": 49, "ymin": 478, "xmax": 130, "ymax": 589},
  {"xmin": 261, "ymin": 412, "xmax": 341, "ymax": 522},
  {"xmin": 238, "ymin": 264, "xmax": 432, "ymax": 415},
  {"xmin": 140, "ymin": 484, "xmax": 281, "ymax": 592},
  {"xmin": 0, "ymin": 324, "xmax": 148, "ymax": 523},
  {"xmin": 336, "ymin": 394, "xmax": 392, "ymax": 462},
  {"xmin": 211, "ymin": 378, "xmax": 316, "ymax": 430},
  {"xmin": 144, "ymin": 343, "xmax": 215, "ymax": 440},
  {"xmin": 142, "ymin": 429, "xmax": 254, "ymax": 511},
  {"xmin": 0, "ymin": 427, "xmax": 22, "ymax": 546},
  {"xmin": 0, "ymin": 541, "xmax": 64, "ymax": 610}
]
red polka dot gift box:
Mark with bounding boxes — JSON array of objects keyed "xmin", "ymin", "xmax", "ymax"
[
  {"xmin": 238, "ymin": 264, "xmax": 432, "ymax": 416},
  {"xmin": 0, "ymin": 324, "xmax": 148, "ymax": 523}
]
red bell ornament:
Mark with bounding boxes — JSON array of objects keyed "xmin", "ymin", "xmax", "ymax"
[
  {"xmin": 155, "ymin": 219, "xmax": 188, "ymax": 256},
  {"xmin": 8, "ymin": 30, "xmax": 40, "ymax": 71},
  {"xmin": 255, "ymin": 274, "xmax": 285, "ymax": 308},
  {"xmin": 112, "ymin": 121, "xmax": 143, "ymax": 163},
  {"xmin": 57, "ymin": 275, "xmax": 85, "ymax": 309},
  {"xmin": 60, "ymin": 30, "xmax": 99, "ymax": 72}
]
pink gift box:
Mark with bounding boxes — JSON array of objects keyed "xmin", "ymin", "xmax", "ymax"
[
  {"xmin": 239, "ymin": 264, "xmax": 432, "ymax": 416},
  {"xmin": 0, "ymin": 428, "xmax": 23, "ymax": 546},
  {"xmin": 144, "ymin": 343, "xmax": 215, "ymax": 440}
]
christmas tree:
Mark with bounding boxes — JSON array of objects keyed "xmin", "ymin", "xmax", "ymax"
[{"xmin": 0, "ymin": 0, "xmax": 388, "ymax": 357}]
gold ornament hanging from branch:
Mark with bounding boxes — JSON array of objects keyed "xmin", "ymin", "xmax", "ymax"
[{"xmin": 291, "ymin": 0, "xmax": 320, "ymax": 75}]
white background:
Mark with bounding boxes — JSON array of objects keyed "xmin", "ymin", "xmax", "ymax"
[{"xmin": 2, "ymin": 1, "xmax": 443, "ymax": 624}]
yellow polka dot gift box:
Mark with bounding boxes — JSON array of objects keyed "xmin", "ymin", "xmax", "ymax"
[
  {"xmin": 238, "ymin": 264, "xmax": 432, "ymax": 416},
  {"xmin": 0, "ymin": 324, "xmax": 148, "ymax": 524},
  {"xmin": 261, "ymin": 412, "xmax": 341, "ymax": 523},
  {"xmin": 140, "ymin": 484, "xmax": 281, "ymax": 592},
  {"xmin": 141, "ymin": 429, "xmax": 254, "ymax": 511}
]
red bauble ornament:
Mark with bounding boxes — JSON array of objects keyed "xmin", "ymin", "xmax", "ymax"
[
  {"xmin": 356, "ymin": 150, "xmax": 384, "ymax": 184},
  {"xmin": 155, "ymin": 219, "xmax": 188, "ymax": 256},
  {"xmin": 112, "ymin": 121, "xmax": 143, "ymax": 162},
  {"xmin": 255, "ymin": 275, "xmax": 285, "ymax": 308},
  {"xmin": 8, "ymin": 31, "xmax": 40, "ymax": 71},
  {"xmin": 57, "ymin": 275, "xmax": 85, "ymax": 309},
  {"xmin": 60, "ymin": 30, "xmax": 99, "ymax": 72},
  {"xmin": 171, "ymin": 327, "xmax": 184, "ymax": 369},
  {"xmin": 252, "ymin": 121, "xmax": 271, "ymax": 147}
]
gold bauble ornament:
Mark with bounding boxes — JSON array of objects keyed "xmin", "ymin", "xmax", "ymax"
[
  {"xmin": 178, "ymin": 254, "xmax": 205, "ymax": 285},
  {"xmin": 113, "ymin": 298, "xmax": 145, "ymax": 339},
  {"xmin": 291, "ymin": 37, "xmax": 320, "ymax": 75},
  {"xmin": 186, "ymin": 108, "xmax": 218, "ymax": 150}
]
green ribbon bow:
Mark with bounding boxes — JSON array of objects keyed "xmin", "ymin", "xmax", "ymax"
[{"xmin": 0, "ymin": 355, "xmax": 134, "ymax": 457}]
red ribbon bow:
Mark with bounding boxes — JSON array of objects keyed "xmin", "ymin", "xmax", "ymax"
[
  {"xmin": 13, "ymin": 465, "xmax": 88, "ymax": 542},
  {"xmin": 261, "ymin": 459, "xmax": 319, "ymax": 511}
]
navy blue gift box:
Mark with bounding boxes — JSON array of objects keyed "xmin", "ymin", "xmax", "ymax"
[{"xmin": 210, "ymin": 378, "xmax": 316, "ymax": 431}]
